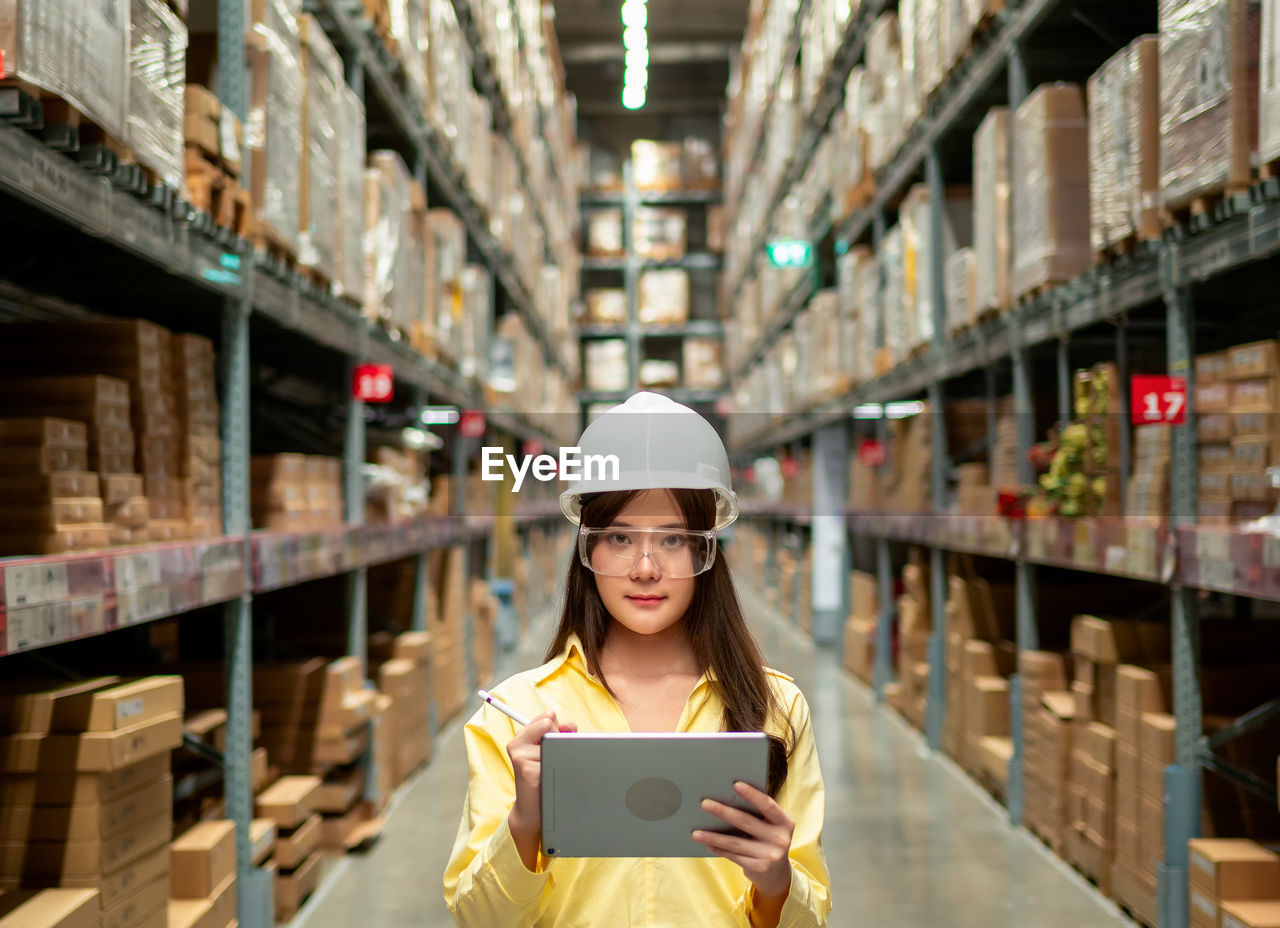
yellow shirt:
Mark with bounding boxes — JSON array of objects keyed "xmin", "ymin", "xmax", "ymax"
[{"xmin": 443, "ymin": 634, "xmax": 832, "ymax": 927}]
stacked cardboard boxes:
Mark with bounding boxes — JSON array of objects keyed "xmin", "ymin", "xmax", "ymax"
[
  {"xmin": 246, "ymin": 0, "xmax": 304, "ymax": 257},
  {"xmin": 1197, "ymin": 340, "xmax": 1280, "ymax": 525},
  {"xmin": 973, "ymin": 107, "xmax": 1012, "ymax": 316},
  {"xmin": 843, "ymin": 571, "xmax": 879, "ymax": 685},
  {"xmin": 169, "ymin": 821, "xmax": 237, "ymax": 928},
  {"xmin": 1024, "ymin": 681, "xmax": 1076, "ymax": 853},
  {"xmin": 1128, "ymin": 425, "xmax": 1173, "ymax": 519},
  {"xmin": 173, "ymin": 335, "xmax": 222, "ymax": 539},
  {"xmin": 0, "ymin": 677, "xmax": 184, "ymax": 928},
  {"xmin": 298, "ymin": 16, "xmax": 344, "ymax": 284},
  {"xmin": 255, "ymin": 776, "xmax": 323, "ymax": 923},
  {"xmin": 893, "ymin": 553, "xmax": 932, "ymax": 731},
  {"xmin": 1063, "ymin": 615, "xmax": 1172, "ymax": 894},
  {"xmin": 0, "ymin": 888, "xmax": 100, "ymax": 928},
  {"xmin": 251, "ymin": 454, "xmax": 343, "ymax": 531},
  {"xmin": 0, "ymin": 320, "xmax": 185, "ymax": 541},
  {"xmin": 0, "ymin": 420, "xmax": 106, "ymax": 556},
  {"xmin": 370, "ymin": 631, "xmax": 435, "ymax": 787},
  {"xmin": 363, "ymin": 151, "xmax": 427, "ymax": 341},
  {"xmin": 470, "ymin": 580, "xmax": 498, "ymax": 690},
  {"xmin": 1011, "ymin": 84, "xmax": 1091, "ymax": 300},
  {"xmin": 431, "ymin": 546, "xmax": 470, "ymax": 727},
  {"xmin": 1188, "ymin": 840, "xmax": 1280, "ymax": 928},
  {"xmin": 423, "ymin": 210, "xmax": 468, "ymax": 366}
]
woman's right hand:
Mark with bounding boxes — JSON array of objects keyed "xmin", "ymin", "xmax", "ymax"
[{"xmin": 506, "ymin": 710, "xmax": 576, "ymax": 869}]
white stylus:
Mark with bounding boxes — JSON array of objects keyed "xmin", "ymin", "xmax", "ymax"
[{"xmin": 477, "ymin": 689, "xmax": 532, "ymax": 727}]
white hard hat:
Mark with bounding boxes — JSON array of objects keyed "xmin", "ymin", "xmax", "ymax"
[{"xmin": 560, "ymin": 391, "xmax": 739, "ymax": 530}]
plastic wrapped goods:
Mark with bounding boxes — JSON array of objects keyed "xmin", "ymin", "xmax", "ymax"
[
  {"xmin": 900, "ymin": 184, "xmax": 973, "ymax": 351},
  {"xmin": 1088, "ymin": 38, "xmax": 1162, "ymax": 252},
  {"xmin": 0, "ymin": 0, "xmax": 130, "ymax": 142},
  {"xmin": 1159, "ymin": 0, "xmax": 1261, "ymax": 209},
  {"xmin": 881, "ymin": 224, "xmax": 907, "ymax": 366},
  {"xmin": 248, "ymin": 0, "xmax": 303, "ymax": 254},
  {"xmin": 585, "ymin": 289, "xmax": 627, "ymax": 324},
  {"xmin": 918, "ymin": 0, "xmax": 944, "ymax": 99},
  {"xmin": 683, "ymin": 137, "xmax": 720, "ymax": 190},
  {"xmin": 364, "ymin": 152, "xmax": 425, "ymax": 338},
  {"xmin": 1263, "ymin": 0, "xmax": 1280, "ymax": 163},
  {"xmin": 1011, "ymin": 84, "xmax": 1091, "ymax": 300},
  {"xmin": 426, "ymin": 209, "xmax": 467, "ymax": 361},
  {"xmin": 128, "ymin": 0, "xmax": 186, "ymax": 190},
  {"xmin": 945, "ymin": 247, "xmax": 977, "ymax": 334},
  {"xmin": 585, "ymin": 340, "xmax": 629, "ymax": 392},
  {"xmin": 298, "ymin": 16, "xmax": 343, "ymax": 280},
  {"xmin": 632, "ymin": 140, "xmax": 685, "ymax": 192},
  {"xmin": 973, "ymin": 107, "xmax": 1011, "ymax": 313},
  {"xmin": 586, "ymin": 209, "xmax": 625, "ymax": 258},
  {"xmin": 632, "ymin": 208, "xmax": 687, "ymax": 261},
  {"xmin": 638, "ymin": 270, "xmax": 691, "ymax": 325},
  {"xmin": 337, "ymin": 83, "xmax": 367, "ymax": 303},
  {"xmin": 942, "ymin": 0, "xmax": 971, "ymax": 72},
  {"xmin": 683, "ymin": 338, "xmax": 724, "ymax": 390},
  {"xmin": 858, "ymin": 247, "xmax": 882, "ymax": 379},
  {"xmin": 460, "ymin": 266, "xmax": 493, "ymax": 381}
]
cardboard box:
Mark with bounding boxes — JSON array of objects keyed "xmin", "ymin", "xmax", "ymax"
[
  {"xmin": 167, "ymin": 875, "xmax": 235, "ymax": 928},
  {"xmin": 100, "ymin": 874, "xmax": 166, "ymax": 928},
  {"xmin": 1222, "ymin": 902, "xmax": 1280, "ymax": 928},
  {"xmin": 0, "ymin": 678, "xmax": 122, "ymax": 734},
  {"xmin": 0, "ymin": 890, "xmax": 100, "ymax": 928},
  {"xmin": 0, "ymin": 754, "xmax": 170, "ymax": 809},
  {"xmin": 0, "ymin": 814, "xmax": 170, "ymax": 878},
  {"xmin": 49, "ymin": 678, "xmax": 184, "ymax": 733},
  {"xmin": 274, "ymin": 851, "xmax": 322, "ymax": 922},
  {"xmin": 0, "ymin": 714, "xmax": 183, "ymax": 772},
  {"xmin": 274, "ymin": 813, "xmax": 321, "ymax": 871},
  {"xmin": 1229, "ymin": 341, "xmax": 1280, "ymax": 380},
  {"xmin": 250, "ymin": 820, "xmax": 277, "ymax": 867},
  {"xmin": 1189, "ymin": 839, "xmax": 1280, "ymax": 900},
  {"xmin": 0, "ymin": 775, "xmax": 172, "ymax": 842},
  {"xmin": 255, "ymin": 776, "xmax": 321, "ymax": 830},
  {"xmin": 1142, "ymin": 712, "xmax": 1178, "ymax": 764},
  {"xmin": 170, "ymin": 821, "xmax": 235, "ymax": 899}
]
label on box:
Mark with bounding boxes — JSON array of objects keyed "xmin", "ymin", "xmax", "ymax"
[{"xmin": 116, "ymin": 698, "xmax": 145, "ymax": 724}]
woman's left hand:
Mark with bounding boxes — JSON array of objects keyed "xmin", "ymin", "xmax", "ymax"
[{"xmin": 692, "ymin": 781, "xmax": 794, "ymax": 901}]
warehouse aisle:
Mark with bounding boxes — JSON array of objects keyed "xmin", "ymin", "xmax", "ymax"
[{"xmin": 295, "ymin": 582, "xmax": 1131, "ymax": 928}]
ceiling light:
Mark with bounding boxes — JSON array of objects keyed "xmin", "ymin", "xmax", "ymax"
[
  {"xmin": 622, "ymin": 84, "xmax": 646, "ymax": 109},
  {"xmin": 625, "ymin": 46, "xmax": 649, "ymax": 70},
  {"xmin": 624, "ymin": 64, "xmax": 648, "ymax": 88},
  {"xmin": 623, "ymin": 25, "xmax": 647, "ymax": 51},
  {"xmin": 621, "ymin": 0, "xmax": 647, "ymax": 28}
]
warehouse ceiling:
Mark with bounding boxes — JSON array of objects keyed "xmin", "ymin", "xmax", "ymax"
[{"xmin": 552, "ymin": 0, "xmax": 748, "ymax": 117}]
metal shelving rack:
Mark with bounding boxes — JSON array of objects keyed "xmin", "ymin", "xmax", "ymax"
[
  {"xmin": 0, "ymin": 2, "xmax": 576, "ymax": 925},
  {"xmin": 726, "ymin": 4, "xmax": 1280, "ymax": 928},
  {"xmin": 578, "ymin": 166, "xmax": 726, "ymax": 413}
]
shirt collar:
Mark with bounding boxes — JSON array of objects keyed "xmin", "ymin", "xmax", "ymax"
[{"xmin": 533, "ymin": 631, "xmax": 718, "ymax": 688}]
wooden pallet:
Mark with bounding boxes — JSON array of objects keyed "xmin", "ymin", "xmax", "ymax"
[
  {"xmin": 1161, "ymin": 184, "xmax": 1251, "ymax": 232},
  {"xmin": 185, "ymin": 151, "xmax": 251, "ymax": 238},
  {"xmin": 252, "ymin": 220, "xmax": 299, "ymax": 271}
]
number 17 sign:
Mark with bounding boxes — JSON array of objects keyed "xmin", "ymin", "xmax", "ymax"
[{"xmin": 1130, "ymin": 374, "xmax": 1187, "ymax": 425}]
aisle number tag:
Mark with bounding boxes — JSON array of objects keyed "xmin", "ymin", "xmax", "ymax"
[
  {"xmin": 1130, "ymin": 375, "xmax": 1187, "ymax": 425},
  {"xmin": 353, "ymin": 364, "xmax": 394, "ymax": 403}
]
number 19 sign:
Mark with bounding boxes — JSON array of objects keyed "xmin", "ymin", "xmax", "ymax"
[{"xmin": 1130, "ymin": 374, "xmax": 1187, "ymax": 425}]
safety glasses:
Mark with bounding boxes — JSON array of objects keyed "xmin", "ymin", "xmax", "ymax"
[{"xmin": 577, "ymin": 526, "xmax": 718, "ymax": 579}]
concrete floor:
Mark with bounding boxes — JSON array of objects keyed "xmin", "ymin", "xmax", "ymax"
[{"xmin": 294, "ymin": 583, "xmax": 1133, "ymax": 928}]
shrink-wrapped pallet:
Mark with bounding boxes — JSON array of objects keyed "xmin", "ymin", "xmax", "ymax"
[
  {"xmin": 460, "ymin": 266, "xmax": 493, "ymax": 381},
  {"xmin": 964, "ymin": 0, "xmax": 1005, "ymax": 26},
  {"xmin": 0, "ymin": 0, "xmax": 130, "ymax": 143},
  {"xmin": 839, "ymin": 69, "xmax": 873, "ymax": 215},
  {"xmin": 426, "ymin": 209, "xmax": 467, "ymax": 362},
  {"xmin": 128, "ymin": 0, "xmax": 186, "ymax": 191},
  {"xmin": 428, "ymin": 0, "xmax": 471, "ymax": 157},
  {"xmin": 1159, "ymin": 0, "xmax": 1261, "ymax": 209},
  {"xmin": 942, "ymin": 0, "xmax": 971, "ymax": 72},
  {"xmin": 299, "ymin": 16, "xmax": 342, "ymax": 281},
  {"xmin": 1011, "ymin": 84, "xmax": 1091, "ymax": 300},
  {"xmin": 337, "ymin": 83, "xmax": 367, "ymax": 303},
  {"xmin": 859, "ymin": 247, "xmax": 882, "ymax": 379},
  {"xmin": 881, "ymin": 224, "xmax": 907, "ymax": 367},
  {"xmin": 248, "ymin": 0, "xmax": 303, "ymax": 254},
  {"xmin": 946, "ymin": 247, "xmax": 977, "ymax": 334},
  {"xmin": 585, "ymin": 341, "xmax": 629, "ymax": 393},
  {"xmin": 901, "ymin": 184, "xmax": 973, "ymax": 352},
  {"xmin": 1088, "ymin": 37, "xmax": 1162, "ymax": 253},
  {"xmin": 364, "ymin": 152, "xmax": 425, "ymax": 338},
  {"xmin": 1264, "ymin": 0, "xmax": 1280, "ymax": 164},
  {"xmin": 973, "ymin": 107, "xmax": 1011, "ymax": 313},
  {"xmin": 918, "ymin": 0, "xmax": 945, "ymax": 99},
  {"xmin": 899, "ymin": 0, "xmax": 922, "ymax": 133}
]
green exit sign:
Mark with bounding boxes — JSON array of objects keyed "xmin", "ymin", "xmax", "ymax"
[{"xmin": 766, "ymin": 240, "xmax": 813, "ymax": 269}]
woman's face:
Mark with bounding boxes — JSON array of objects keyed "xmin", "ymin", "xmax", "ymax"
[{"xmin": 592, "ymin": 490, "xmax": 698, "ymax": 638}]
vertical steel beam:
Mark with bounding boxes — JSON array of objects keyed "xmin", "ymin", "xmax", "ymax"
[
  {"xmin": 1057, "ymin": 338, "xmax": 1071, "ymax": 427},
  {"xmin": 1160, "ymin": 241, "xmax": 1200, "ymax": 928},
  {"xmin": 811, "ymin": 423, "xmax": 849, "ymax": 645},
  {"xmin": 926, "ymin": 143, "xmax": 947, "ymax": 351},
  {"xmin": 410, "ymin": 388, "xmax": 430, "ymax": 635},
  {"xmin": 345, "ymin": 353, "xmax": 369, "ymax": 673},
  {"xmin": 872, "ymin": 414, "xmax": 894, "ymax": 701}
]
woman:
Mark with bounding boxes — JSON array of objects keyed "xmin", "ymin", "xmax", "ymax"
[{"xmin": 443, "ymin": 392, "xmax": 831, "ymax": 927}]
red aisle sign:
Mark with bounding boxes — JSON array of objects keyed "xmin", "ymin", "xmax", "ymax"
[
  {"xmin": 1130, "ymin": 375, "xmax": 1187, "ymax": 425},
  {"xmin": 353, "ymin": 364, "xmax": 394, "ymax": 403},
  {"xmin": 459, "ymin": 410, "xmax": 487, "ymax": 438},
  {"xmin": 859, "ymin": 439, "xmax": 887, "ymax": 467},
  {"xmin": 522, "ymin": 439, "xmax": 544, "ymax": 458},
  {"xmin": 780, "ymin": 457, "xmax": 799, "ymax": 479}
]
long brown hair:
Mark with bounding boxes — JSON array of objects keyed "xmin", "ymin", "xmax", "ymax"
[{"xmin": 545, "ymin": 488, "xmax": 798, "ymax": 795}]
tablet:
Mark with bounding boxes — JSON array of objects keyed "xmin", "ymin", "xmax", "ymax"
[{"xmin": 540, "ymin": 731, "xmax": 768, "ymax": 858}]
